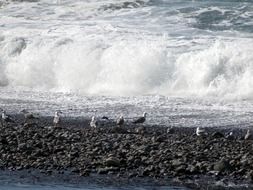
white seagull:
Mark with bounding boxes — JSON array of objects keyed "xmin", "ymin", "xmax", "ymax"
[
  {"xmin": 116, "ymin": 114, "xmax": 124, "ymax": 127},
  {"xmin": 53, "ymin": 111, "xmax": 62, "ymax": 127},
  {"xmin": 90, "ymin": 116, "xmax": 98, "ymax": 128},
  {"xmin": 1, "ymin": 110, "xmax": 14, "ymax": 126},
  {"xmin": 196, "ymin": 127, "xmax": 207, "ymax": 136},
  {"xmin": 133, "ymin": 112, "xmax": 147, "ymax": 124},
  {"xmin": 245, "ymin": 129, "xmax": 253, "ymax": 140}
]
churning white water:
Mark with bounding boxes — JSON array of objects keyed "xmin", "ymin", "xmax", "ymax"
[{"xmin": 1, "ymin": 0, "xmax": 253, "ymax": 128}]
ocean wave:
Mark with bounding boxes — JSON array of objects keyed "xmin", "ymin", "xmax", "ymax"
[
  {"xmin": 1, "ymin": 0, "xmax": 253, "ymax": 100},
  {"xmin": 1, "ymin": 34, "xmax": 253, "ymax": 100}
]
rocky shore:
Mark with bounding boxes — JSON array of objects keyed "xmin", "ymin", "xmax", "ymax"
[{"xmin": 0, "ymin": 116, "xmax": 253, "ymax": 189}]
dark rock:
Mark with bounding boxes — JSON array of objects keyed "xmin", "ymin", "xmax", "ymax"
[
  {"xmin": 105, "ymin": 157, "xmax": 121, "ymax": 167},
  {"xmin": 17, "ymin": 143, "xmax": 26, "ymax": 150},
  {"xmin": 97, "ymin": 168, "xmax": 109, "ymax": 174},
  {"xmin": 71, "ymin": 168, "xmax": 80, "ymax": 173},
  {"xmin": 143, "ymin": 165, "xmax": 154, "ymax": 176},
  {"xmin": 247, "ymin": 170, "xmax": 253, "ymax": 181},
  {"xmin": 98, "ymin": 167, "xmax": 119, "ymax": 175},
  {"xmin": 111, "ymin": 127, "xmax": 128, "ymax": 134},
  {"xmin": 186, "ymin": 165, "xmax": 199, "ymax": 175},
  {"xmin": 175, "ymin": 165, "xmax": 187, "ymax": 176},
  {"xmin": 213, "ymin": 159, "xmax": 232, "ymax": 172},
  {"xmin": 167, "ymin": 127, "xmax": 175, "ymax": 134},
  {"xmin": 135, "ymin": 127, "xmax": 145, "ymax": 134},
  {"xmin": 79, "ymin": 170, "xmax": 89, "ymax": 176},
  {"xmin": 172, "ymin": 159, "xmax": 183, "ymax": 167},
  {"xmin": 212, "ymin": 132, "xmax": 224, "ymax": 138}
]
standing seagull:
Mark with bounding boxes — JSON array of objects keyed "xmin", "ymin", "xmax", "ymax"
[
  {"xmin": 245, "ymin": 129, "xmax": 253, "ymax": 140},
  {"xmin": 90, "ymin": 116, "xmax": 98, "ymax": 128},
  {"xmin": 116, "ymin": 114, "xmax": 124, "ymax": 127},
  {"xmin": 133, "ymin": 112, "xmax": 147, "ymax": 124},
  {"xmin": 196, "ymin": 127, "xmax": 207, "ymax": 137},
  {"xmin": 1, "ymin": 110, "xmax": 14, "ymax": 127},
  {"xmin": 225, "ymin": 131, "xmax": 235, "ymax": 140},
  {"xmin": 53, "ymin": 111, "xmax": 62, "ymax": 127}
]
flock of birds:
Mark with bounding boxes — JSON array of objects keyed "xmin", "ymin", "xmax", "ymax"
[
  {"xmin": 0, "ymin": 108, "xmax": 252, "ymax": 140},
  {"xmin": 196, "ymin": 126, "xmax": 253, "ymax": 140},
  {"xmin": 0, "ymin": 108, "xmax": 148, "ymax": 128},
  {"xmin": 0, "ymin": 109, "xmax": 41, "ymax": 126},
  {"xmin": 89, "ymin": 112, "xmax": 147, "ymax": 128}
]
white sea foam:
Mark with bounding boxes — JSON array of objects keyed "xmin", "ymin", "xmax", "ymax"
[
  {"xmin": 1, "ymin": 0, "xmax": 253, "ymax": 100},
  {"xmin": 1, "ymin": 34, "xmax": 253, "ymax": 100}
]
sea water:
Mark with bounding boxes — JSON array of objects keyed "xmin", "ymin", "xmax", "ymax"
[
  {"xmin": 0, "ymin": 0, "xmax": 253, "ymax": 127},
  {"xmin": 0, "ymin": 171, "xmax": 189, "ymax": 190}
]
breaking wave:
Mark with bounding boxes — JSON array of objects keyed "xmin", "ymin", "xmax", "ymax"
[
  {"xmin": 1, "ymin": 34, "xmax": 253, "ymax": 100},
  {"xmin": 1, "ymin": 0, "xmax": 253, "ymax": 100}
]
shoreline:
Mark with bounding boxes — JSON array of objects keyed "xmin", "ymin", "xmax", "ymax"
[{"xmin": 0, "ymin": 115, "xmax": 253, "ymax": 189}]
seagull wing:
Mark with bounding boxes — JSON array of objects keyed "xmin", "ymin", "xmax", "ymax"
[{"xmin": 133, "ymin": 117, "xmax": 145, "ymax": 124}]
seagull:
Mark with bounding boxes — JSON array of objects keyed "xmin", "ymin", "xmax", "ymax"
[
  {"xmin": 244, "ymin": 129, "xmax": 253, "ymax": 140},
  {"xmin": 133, "ymin": 112, "xmax": 147, "ymax": 124},
  {"xmin": 225, "ymin": 131, "xmax": 235, "ymax": 140},
  {"xmin": 90, "ymin": 116, "xmax": 98, "ymax": 128},
  {"xmin": 167, "ymin": 127, "xmax": 175, "ymax": 134},
  {"xmin": 53, "ymin": 111, "xmax": 62, "ymax": 127},
  {"xmin": 1, "ymin": 110, "xmax": 14, "ymax": 126},
  {"xmin": 196, "ymin": 127, "xmax": 207, "ymax": 137},
  {"xmin": 102, "ymin": 116, "xmax": 109, "ymax": 120},
  {"xmin": 20, "ymin": 109, "xmax": 39, "ymax": 123},
  {"xmin": 116, "ymin": 115, "xmax": 124, "ymax": 127}
]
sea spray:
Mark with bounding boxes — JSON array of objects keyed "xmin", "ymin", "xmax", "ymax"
[
  {"xmin": 1, "ymin": 0, "xmax": 253, "ymax": 100},
  {"xmin": 1, "ymin": 34, "xmax": 253, "ymax": 99}
]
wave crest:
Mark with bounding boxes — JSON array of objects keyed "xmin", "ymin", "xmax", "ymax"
[{"xmin": 1, "ymin": 35, "xmax": 253, "ymax": 99}]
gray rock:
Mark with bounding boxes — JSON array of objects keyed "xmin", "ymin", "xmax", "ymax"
[
  {"xmin": 213, "ymin": 159, "xmax": 232, "ymax": 172},
  {"xmin": 212, "ymin": 132, "xmax": 224, "ymax": 138},
  {"xmin": 172, "ymin": 159, "xmax": 184, "ymax": 167},
  {"xmin": 167, "ymin": 127, "xmax": 175, "ymax": 134},
  {"xmin": 105, "ymin": 157, "xmax": 121, "ymax": 167}
]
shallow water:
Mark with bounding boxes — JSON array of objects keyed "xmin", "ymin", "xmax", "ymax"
[
  {"xmin": 0, "ymin": 184, "xmax": 185, "ymax": 190},
  {"xmin": 0, "ymin": 171, "xmax": 189, "ymax": 190},
  {"xmin": 0, "ymin": 183, "xmax": 187, "ymax": 190},
  {"xmin": 1, "ymin": 88, "xmax": 253, "ymax": 128}
]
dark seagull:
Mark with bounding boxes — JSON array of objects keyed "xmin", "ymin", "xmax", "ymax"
[
  {"xmin": 116, "ymin": 114, "xmax": 124, "ymax": 127},
  {"xmin": 133, "ymin": 112, "xmax": 147, "ymax": 124},
  {"xmin": 101, "ymin": 116, "xmax": 109, "ymax": 120},
  {"xmin": 225, "ymin": 131, "xmax": 235, "ymax": 140}
]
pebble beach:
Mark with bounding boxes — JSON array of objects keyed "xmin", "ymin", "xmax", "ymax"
[{"xmin": 0, "ymin": 115, "xmax": 253, "ymax": 189}]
